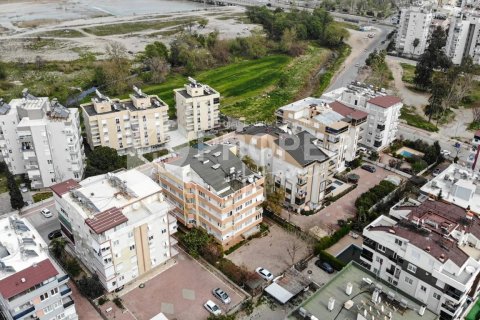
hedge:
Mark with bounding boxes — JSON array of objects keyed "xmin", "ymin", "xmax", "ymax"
[
  {"xmin": 314, "ymin": 224, "xmax": 352, "ymax": 253},
  {"xmin": 318, "ymin": 250, "xmax": 346, "ymax": 271}
]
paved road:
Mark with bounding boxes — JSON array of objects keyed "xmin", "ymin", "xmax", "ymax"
[
  {"xmin": 328, "ymin": 24, "xmax": 393, "ymax": 91},
  {"xmin": 22, "ymin": 199, "xmax": 59, "ymax": 243}
]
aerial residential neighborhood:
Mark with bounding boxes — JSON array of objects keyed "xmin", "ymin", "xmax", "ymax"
[{"xmin": 1, "ymin": 0, "xmax": 480, "ymax": 320}]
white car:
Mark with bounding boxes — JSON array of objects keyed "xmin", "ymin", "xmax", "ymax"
[
  {"xmin": 19, "ymin": 184, "xmax": 28, "ymax": 193},
  {"xmin": 204, "ymin": 300, "xmax": 221, "ymax": 315},
  {"xmin": 213, "ymin": 288, "xmax": 231, "ymax": 304},
  {"xmin": 441, "ymin": 150, "xmax": 451, "ymax": 156},
  {"xmin": 40, "ymin": 208, "xmax": 53, "ymax": 218},
  {"xmin": 256, "ymin": 267, "xmax": 274, "ymax": 281}
]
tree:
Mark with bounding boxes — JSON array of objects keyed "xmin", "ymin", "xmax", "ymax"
[
  {"xmin": 84, "ymin": 146, "xmax": 126, "ymax": 177},
  {"xmin": 0, "ymin": 62, "xmax": 6, "ymax": 80},
  {"xmin": 144, "ymin": 41, "xmax": 169, "ymax": 60},
  {"xmin": 180, "ymin": 228, "xmax": 211, "ymax": 258},
  {"xmin": 99, "ymin": 42, "xmax": 131, "ymax": 95},
  {"xmin": 146, "ymin": 57, "xmax": 170, "ymax": 84},
  {"xmin": 7, "ymin": 170, "xmax": 23, "ymax": 210},
  {"xmin": 77, "ymin": 275, "xmax": 104, "ymax": 299},
  {"xmin": 50, "ymin": 237, "xmax": 66, "ymax": 259},
  {"xmin": 412, "ymin": 38, "xmax": 420, "ymax": 53},
  {"xmin": 472, "ymin": 101, "xmax": 480, "ymax": 123},
  {"xmin": 286, "ymin": 235, "xmax": 302, "ymax": 265},
  {"xmin": 425, "ymin": 73, "xmax": 449, "ymax": 122}
]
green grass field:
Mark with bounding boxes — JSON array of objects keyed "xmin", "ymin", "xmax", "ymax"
[
  {"xmin": 466, "ymin": 298, "xmax": 480, "ymax": 320},
  {"xmin": 33, "ymin": 29, "xmax": 86, "ymax": 38},
  {"xmin": 143, "ymin": 55, "xmax": 292, "ymax": 119},
  {"xmin": 83, "ymin": 18, "xmax": 196, "ymax": 36},
  {"xmin": 400, "ymin": 63, "xmax": 415, "ymax": 84},
  {"xmin": 400, "ymin": 105, "xmax": 438, "ymax": 132}
]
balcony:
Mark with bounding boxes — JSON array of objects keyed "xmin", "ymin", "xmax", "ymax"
[
  {"xmin": 57, "ymin": 274, "xmax": 69, "ymax": 283},
  {"xmin": 297, "ymin": 177, "xmax": 307, "ymax": 186},
  {"xmin": 63, "ymin": 296, "xmax": 75, "ymax": 309},
  {"xmin": 13, "ymin": 305, "xmax": 35, "ymax": 320},
  {"xmin": 60, "ymin": 284, "xmax": 72, "ymax": 296},
  {"xmin": 441, "ymin": 301, "xmax": 459, "ymax": 314},
  {"xmin": 377, "ymin": 124, "xmax": 385, "ymax": 131}
]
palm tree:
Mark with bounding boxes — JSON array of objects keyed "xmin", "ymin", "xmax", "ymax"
[
  {"xmin": 412, "ymin": 38, "xmax": 420, "ymax": 54},
  {"xmin": 50, "ymin": 238, "xmax": 66, "ymax": 259}
]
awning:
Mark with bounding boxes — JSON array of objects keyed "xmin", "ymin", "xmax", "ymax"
[{"xmin": 265, "ymin": 282, "xmax": 294, "ymax": 304}]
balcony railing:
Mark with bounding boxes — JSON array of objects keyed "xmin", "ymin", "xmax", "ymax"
[
  {"xmin": 13, "ymin": 305, "xmax": 35, "ymax": 320},
  {"xmin": 57, "ymin": 274, "xmax": 69, "ymax": 283}
]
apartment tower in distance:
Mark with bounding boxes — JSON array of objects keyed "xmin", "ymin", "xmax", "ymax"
[
  {"xmin": 51, "ymin": 169, "xmax": 178, "ymax": 292},
  {"xmin": 157, "ymin": 144, "xmax": 264, "ymax": 248},
  {"xmin": 0, "ymin": 90, "xmax": 85, "ymax": 189},
  {"xmin": 81, "ymin": 87, "xmax": 170, "ymax": 155},
  {"xmin": 396, "ymin": 6, "xmax": 433, "ymax": 57},
  {"xmin": 174, "ymin": 77, "xmax": 220, "ymax": 141},
  {"xmin": 0, "ymin": 215, "xmax": 78, "ymax": 320}
]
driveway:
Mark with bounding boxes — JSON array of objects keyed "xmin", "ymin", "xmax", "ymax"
[
  {"xmin": 227, "ymin": 223, "xmax": 312, "ymax": 276},
  {"xmin": 123, "ymin": 249, "xmax": 246, "ymax": 320},
  {"xmin": 282, "ymin": 166, "xmax": 401, "ymax": 235},
  {"xmin": 0, "ymin": 193, "xmax": 12, "ymax": 215},
  {"xmin": 24, "ymin": 199, "xmax": 59, "ymax": 243}
]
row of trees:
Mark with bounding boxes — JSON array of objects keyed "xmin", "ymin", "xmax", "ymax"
[
  {"xmin": 413, "ymin": 26, "xmax": 475, "ymax": 123},
  {"xmin": 0, "ymin": 162, "xmax": 24, "ymax": 210}
]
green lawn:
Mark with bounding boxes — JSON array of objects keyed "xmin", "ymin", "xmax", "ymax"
[
  {"xmin": 83, "ymin": 18, "xmax": 197, "ymax": 36},
  {"xmin": 143, "ymin": 54, "xmax": 292, "ymax": 119},
  {"xmin": 462, "ymin": 80, "xmax": 480, "ymax": 108},
  {"xmin": 33, "ymin": 29, "xmax": 86, "ymax": 38},
  {"xmin": 32, "ymin": 192, "xmax": 53, "ymax": 203},
  {"xmin": 466, "ymin": 298, "xmax": 480, "ymax": 320},
  {"xmin": 400, "ymin": 105, "xmax": 439, "ymax": 132},
  {"xmin": 400, "ymin": 63, "xmax": 416, "ymax": 84}
]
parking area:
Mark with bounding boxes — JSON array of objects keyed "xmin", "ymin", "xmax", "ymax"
[
  {"xmin": 228, "ymin": 223, "xmax": 311, "ymax": 276},
  {"xmin": 300, "ymin": 256, "xmax": 336, "ymax": 287},
  {"xmin": 24, "ymin": 199, "xmax": 59, "ymax": 243},
  {"xmin": 282, "ymin": 166, "xmax": 401, "ymax": 235},
  {"xmin": 122, "ymin": 249, "xmax": 246, "ymax": 320}
]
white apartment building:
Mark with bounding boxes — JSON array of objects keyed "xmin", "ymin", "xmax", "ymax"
[
  {"xmin": 0, "ymin": 90, "xmax": 85, "ymax": 189},
  {"xmin": 360, "ymin": 199, "xmax": 480, "ymax": 320},
  {"xmin": 236, "ymin": 125, "xmax": 334, "ymax": 212},
  {"xmin": 445, "ymin": 13, "xmax": 480, "ymax": 64},
  {"xmin": 275, "ymin": 97, "xmax": 368, "ymax": 170},
  {"xmin": 322, "ymin": 83, "xmax": 403, "ymax": 151},
  {"xmin": 0, "ymin": 215, "xmax": 78, "ymax": 320},
  {"xmin": 50, "ymin": 169, "xmax": 178, "ymax": 292},
  {"xmin": 157, "ymin": 144, "xmax": 264, "ymax": 249},
  {"xmin": 420, "ymin": 163, "xmax": 480, "ymax": 214},
  {"xmin": 174, "ymin": 77, "xmax": 220, "ymax": 141},
  {"xmin": 81, "ymin": 87, "xmax": 170, "ymax": 155},
  {"xmin": 396, "ymin": 6, "xmax": 433, "ymax": 57}
]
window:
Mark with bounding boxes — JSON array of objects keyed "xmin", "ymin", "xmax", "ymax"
[
  {"xmin": 40, "ymin": 292, "xmax": 49, "ymax": 301},
  {"xmin": 395, "ymin": 239, "xmax": 403, "ymax": 246},
  {"xmin": 161, "ymin": 229, "xmax": 166, "ymax": 234},
  {"xmin": 407, "ymin": 263, "xmax": 417, "ymax": 273},
  {"xmin": 377, "ymin": 244, "xmax": 386, "ymax": 253},
  {"xmin": 129, "ymin": 244, "xmax": 135, "ymax": 251},
  {"xmin": 128, "ymin": 232, "xmax": 134, "ymax": 238},
  {"xmin": 433, "ymin": 292, "xmax": 441, "ymax": 300},
  {"xmin": 420, "ymin": 285, "xmax": 427, "ymax": 292},
  {"xmin": 405, "ymin": 276, "xmax": 413, "ymax": 285},
  {"xmin": 50, "ymin": 287, "xmax": 58, "ymax": 295},
  {"xmin": 376, "ymin": 256, "xmax": 383, "ymax": 264},
  {"xmin": 148, "ymin": 235, "xmax": 154, "ymax": 240},
  {"xmin": 114, "ymin": 240, "xmax": 119, "ymax": 246}
]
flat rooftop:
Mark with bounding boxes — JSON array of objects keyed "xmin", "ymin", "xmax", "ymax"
[
  {"xmin": 289, "ymin": 262, "xmax": 438, "ymax": 320},
  {"xmin": 0, "ymin": 215, "xmax": 51, "ymax": 282},
  {"xmin": 82, "ymin": 96, "xmax": 167, "ymax": 117},
  {"xmin": 420, "ymin": 163, "xmax": 480, "ymax": 214}
]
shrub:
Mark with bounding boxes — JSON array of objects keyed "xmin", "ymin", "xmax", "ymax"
[
  {"xmin": 243, "ymin": 299, "xmax": 254, "ymax": 315},
  {"xmin": 113, "ymin": 296, "xmax": 124, "ymax": 309},
  {"xmin": 315, "ymin": 224, "xmax": 352, "ymax": 253},
  {"xmin": 218, "ymin": 259, "xmax": 256, "ymax": 287},
  {"xmin": 77, "ymin": 275, "xmax": 104, "ymax": 299},
  {"xmin": 64, "ymin": 258, "xmax": 81, "ymax": 278},
  {"xmin": 180, "ymin": 228, "xmax": 211, "ymax": 258},
  {"xmin": 98, "ymin": 296, "xmax": 109, "ymax": 305},
  {"xmin": 32, "ymin": 191, "xmax": 53, "ymax": 203},
  {"xmin": 318, "ymin": 250, "xmax": 345, "ymax": 271}
]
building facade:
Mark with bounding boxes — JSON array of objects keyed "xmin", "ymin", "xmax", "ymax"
[
  {"xmin": 360, "ymin": 200, "xmax": 480, "ymax": 320},
  {"xmin": 0, "ymin": 215, "xmax": 78, "ymax": 320},
  {"xmin": 174, "ymin": 78, "xmax": 220, "ymax": 141},
  {"xmin": 236, "ymin": 125, "xmax": 334, "ymax": 212},
  {"xmin": 0, "ymin": 90, "xmax": 85, "ymax": 189},
  {"xmin": 156, "ymin": 144, "xmax": 264, "ymax": 248},
  {"xmin": 396, "ymin": 7, "xmax": 433, "ymax": 57},
  {"xmin": 51, "ymin": 169, "xmax": 178, "ymax": 292},
  {"xmin": 81, "ymin": 87, "xmax": 170, "ymax": 155},
  {"xmin": 322, "ymin": 84, "xmax": 402, "ymax": 151},
  {"xmin": 275, "ymin": 97, "xmax": 367, "ymax": 170},
  {"xmin": 445, "ymin": 13, "xmax": 480, "ymax": 65}
]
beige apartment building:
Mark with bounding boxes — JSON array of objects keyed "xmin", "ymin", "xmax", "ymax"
[
  {"xmin": 174, "ymin": 77, "xmax": 220, "ymax": 141},
  {"xmin": 157, "ymin": 144, "xmax": 264, "ymax": 248},
  {"xmin": 81, "ymin": 87, "xmax": 170, "ymax": 155}
]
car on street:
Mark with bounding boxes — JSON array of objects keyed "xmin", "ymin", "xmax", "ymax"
[
  {"xmin": 41, "ymin": 208, "xmax": 53, "ymax": 218},
  {"xmin": 361, "ymin": 164, "xmax": 376, "ymax": 173},
  {"xmin": 212, "ymin": 288, "xmax": 231, "ymax": 304},
  {"xmin": 204, "ymin": 300, "xmax": 221, "ymax": 315},
  {"xmin": 433, "ymin": 168, "xmax": 441, "ymax": 176},
  {"xmin": 441, "ymin": 150, "xmax": 451, "ymax": 156},
  {"xmin": 48, "ymin": 229, "xmax": 62, "ymax": 240},
  {"xmin": 256, "ymin": 267, "xmax": 274, "ymax": 281},
  {"xmin": 314, "ymin": 260, "xmax": 334, "ymax": 273}
]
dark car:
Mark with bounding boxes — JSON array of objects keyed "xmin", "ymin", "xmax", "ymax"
[
  {"xmin": 361, "ymin": 164, "xmax": 376, "ymax": 173},
  {"xmin": 315, "ymin": 260, "xmax": 334, "ymax": 273},
  {"xmin": 48, "ymin": 230, "xmax": 62, "ymax": 240},
  {"xmin": 432, "ymin": 168, "xmax": 441, "ymax": 176}
]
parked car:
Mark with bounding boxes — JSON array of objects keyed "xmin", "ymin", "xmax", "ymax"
[
  {"xmin": 432, "ymin": 168, "xmax": 441, "ymax": 176},
  {"xmin": 114, "ymin": 285, "xmax": 124, "ymax": 293},
  {"xmin": 204, "ymin": 300, "xmax": 221, "ymax": 315},
  {"xmin": 357, "ymin": 147, "xmax": 368, "ymax": 154},
  {"xmin": 48, "ymin": 230, "xmax": 62, "ymax": 240},
  {"xmin": 256, "ymin": 267, "xmax": 274, "ymax": 281},
  {"xmin": 23, "ymin": 200, "xmax": 33, "ymax": 206},
  {"xmin": 314, "ymin": 260, "xmax": 334, "ymax": 274},
  {"xmin": 212, "ymin": 288, "xmax": 231, "ymax": 304},
  {"xmin": 41, "ymin": 208, "xmax": 53, "ymax": 218},
  {"xmin": 441, "ymin": 150, "xmax": 451, "ymax": 156},
  {"xmin": 19, "ymin": 183, "xmax": 28, "ymax": 193},
  {"xmin": 361, "ymin": 164, "xmax": 376, "ymax": 173}
]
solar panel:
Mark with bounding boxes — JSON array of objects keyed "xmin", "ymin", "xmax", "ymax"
[
  {"xmin": 13, "ymin": 221, "xmax": 30, "ymax": 232},
  {"xmin": 0, "ymin": 103, "xmax": 11, "ymax": 115},
  {"xmin": 22, "ymin": 238, "xmax": 36, "ymax": 246},
  {"xmin": 23, "ymin": 250, "xmax": 38, "ymax": 257}
]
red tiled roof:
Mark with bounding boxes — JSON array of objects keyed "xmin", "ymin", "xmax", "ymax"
[
  {"xmin": 329, "ymin": 101, "xmax": 368, "ymax": 120},
  {"xmin": 85, "ymin": 207, "xmax": 128, "ymax": 234},
  {"xmin": 0, "ymin": 259, "xmax": 59, "ymax": 299},
  {"xmin": 367, "ymin": 96, "xmax": 402, "ymax": 108},
  {"xmin": 50, "ymin": 179, "xmax": 80, "ymax": 197}
]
